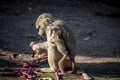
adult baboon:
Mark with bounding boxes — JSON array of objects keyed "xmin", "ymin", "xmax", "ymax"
[
  {"xmin": 30, "ymin": 13, "xmax": 91, "ymax": 79},
  {"xmin": 31, "ymin": 25, "xmax": 75, "ymax": 74}
]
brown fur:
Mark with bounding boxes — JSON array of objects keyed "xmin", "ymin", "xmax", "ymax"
[{"xmin": 30, "ymin": 13, "xmax": 91, "ymax": 79}]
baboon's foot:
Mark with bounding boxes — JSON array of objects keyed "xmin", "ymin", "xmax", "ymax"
[
  {"xmin": 39, "ymin": 68, "xmax": 55, "ymax": 73},
  {"xmin": 82, "ymin": 72, "xmax": 92, "ymax": 80}
]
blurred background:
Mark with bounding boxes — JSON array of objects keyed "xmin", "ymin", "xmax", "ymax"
[{"xmin": 0, "ymin": 0, "xmax": 120, "ymax": 80}]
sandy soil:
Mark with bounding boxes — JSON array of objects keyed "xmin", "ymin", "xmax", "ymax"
[{"xmin": 0, "ymin": 0, "xmax": 120, "ymax": 80}]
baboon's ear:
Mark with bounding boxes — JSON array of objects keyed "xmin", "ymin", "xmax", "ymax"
[
  {"xmin": 51, "ymin": 30, "xmax": 58, "ymax": 39},
  {"xmin": 55, "ymin": 33, "xmax": 59, "ymax": 39},
  {"xmin": 35, "ymin": 15, "xmax": 42, "ymax": 29}
]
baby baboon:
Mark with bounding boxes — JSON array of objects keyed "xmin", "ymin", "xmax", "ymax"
[{"xmin": 48, "ymin": 27, "xmax": 75, "ymax": 75}]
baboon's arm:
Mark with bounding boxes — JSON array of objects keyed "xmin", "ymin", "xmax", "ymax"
[{"xmin": 30, "ymin": 41, "xmax": 48, "ymax": 50}]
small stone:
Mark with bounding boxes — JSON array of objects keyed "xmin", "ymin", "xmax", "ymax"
[{"xmin": 83, "ymin": 37, "xmax": 90, "ymax": 40}]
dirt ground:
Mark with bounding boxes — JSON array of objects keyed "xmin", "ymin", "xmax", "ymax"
[{"xmin": 0, "ymin": 0, "xmax": 120, "ymax": 80}]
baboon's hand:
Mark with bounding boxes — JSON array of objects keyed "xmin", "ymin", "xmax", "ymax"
[
  {"xmin": 30, "ymin": 42, "xmax": 42, "ymax": 51},
  {"xmin": 29, "ymin": 42, "xmax": 37, "ymax": 47}
]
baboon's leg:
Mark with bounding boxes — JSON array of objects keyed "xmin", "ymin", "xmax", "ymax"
[
  {"xmin": 39, "ymin": 43, "xmax": 61, "ymax": 73},
  {"xmin": 47, "ymin": 43, "xmax": 61, "ymax": 72},
  {"xmin": 55, "ymin": 40, "xmax": 75, "ymax": 75}
]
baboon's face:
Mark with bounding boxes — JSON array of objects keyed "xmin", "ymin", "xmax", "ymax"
[
  {"xmin": 35, "ymin": 13, "xmax": 54, "ymax": 40},
  {"xmin": 37, "ymin": 18, "xmax": 54, "ymax": 38}
]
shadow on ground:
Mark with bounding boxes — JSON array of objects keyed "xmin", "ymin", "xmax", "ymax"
[{"xmin": 77, "ymin": 62, "xmax": 120, "ymax": 78}]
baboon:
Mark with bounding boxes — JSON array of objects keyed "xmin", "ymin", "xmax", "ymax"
[
  {"xmin": 30, "ymin": 13, "xmax": 91, "ymax": 79},
  {"xmin": 30, "ymin": 25, "xmax": 75, "ymax": 75},
  {"xmin": 35, "ymin": 13, "xmax": 76, "ymax": 59}
]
